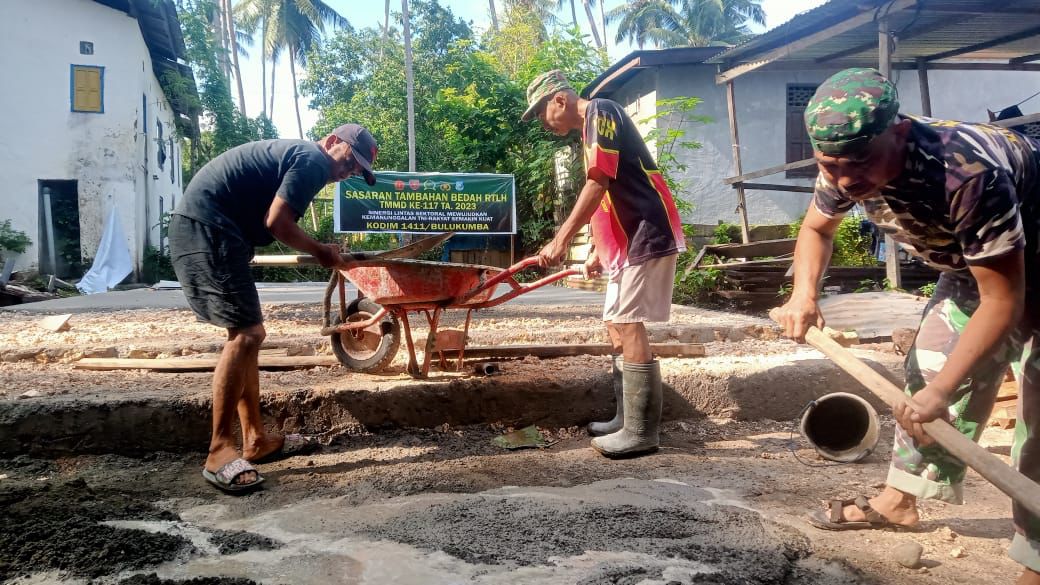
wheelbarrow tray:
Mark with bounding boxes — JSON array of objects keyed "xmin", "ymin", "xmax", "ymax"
[{"xmin": 339, "ymin": 259, "xmax": 504, "ymax": 306}]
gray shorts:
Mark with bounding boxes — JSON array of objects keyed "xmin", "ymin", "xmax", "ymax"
[
  {"xmin": 168, "ymin": 214, "xmax": 262, "ymax": 330},
  {"xmin": 602, "ymin": 253, "xmax": 677, "ymax": 323}
]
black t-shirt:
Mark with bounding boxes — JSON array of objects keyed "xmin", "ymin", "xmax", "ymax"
[
  {"xmin": 583, "ymin": 98, "xmax": 685, "ymax": 274},
  {"xmin": 174, "ymin": 140, "xmax": 331, "ymax": 246}
]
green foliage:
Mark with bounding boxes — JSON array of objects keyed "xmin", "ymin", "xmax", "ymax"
[
  {"xmin": 788, "ymin": 215, "xmax": 877, "ymax": 267},
  {"xmin": 917, "ymin": 282, "xmax": 937, "ymax": 297},
  {"xmin": 176, "ymin": 0, "xmax": 281, "ymax": 181},
  {"xmin": 640, "ymin": 96, "xmax": 711, "ymax": 214},
  {"xmin": 712, "ymin": 222, "xmax": 738, "ymax": 245},
  {"xmin": 301, "ymin": 2, "xmax": 607, "ymax": 255},
  {"xmin": 672, "ymin": 224, "xmax": 720, "ymax": 304},
  {"xmin": 142, "ymin": 245, "xmax": 176, "ymax": 284},
  {"xmin": 0, "ymin": 220, "xmax": 31, "ymax": 256}
]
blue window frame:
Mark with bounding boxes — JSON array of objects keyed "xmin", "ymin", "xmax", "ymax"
[{"xmin": 71, "ymin": 64, "xmax": 104, "ymax": 113}]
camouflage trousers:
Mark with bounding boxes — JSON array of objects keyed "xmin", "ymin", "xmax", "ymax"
[{"xmin": 888, "ymin": 273, "xmax": 1040, "ymax": 570}]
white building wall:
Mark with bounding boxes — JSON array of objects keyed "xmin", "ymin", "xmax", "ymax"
[
  {"xmin": 651, "ymin": 64, "xmax": 1040, "ymax": 227},
  {"xmin": 0, "ymin": 0, "xmax": 183, "ymax": 275}
]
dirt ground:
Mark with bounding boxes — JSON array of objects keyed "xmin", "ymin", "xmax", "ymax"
[
  {"xmin": 0, "ymin": 301, "xmax": 1023, "ymax": 583},
  {"xmin": 0, "ymin": 418, "xmax": 1021, "ymax": 584}
]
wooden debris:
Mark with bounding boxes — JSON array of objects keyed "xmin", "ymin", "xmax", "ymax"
[
  {"xmin": 892, "ymin": 328, "xmax": 917, "ymax": 355},
  {"xmin": 38, "ymin": 314, "xmax": 72, "ymax": 333},
  {"xmin": 445, "ymin": 343, "xmax": 706, "ymax": 360},
  {"xmin": 74, "ymin": 355, "xmax": 339, "ymax": 372},
  {"xmin": 822, "ymin": 327, "xmax": 859, "ymax": 347}
]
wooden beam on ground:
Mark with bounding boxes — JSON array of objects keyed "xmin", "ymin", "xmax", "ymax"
[
  {"xmin": 723, "ymin": 158, "xmax": 817, "ymax": 185},
  {"xmin": 925, "ymin": 25, "xmax": 1040, "ymax": 62},
  {"xmin": 75, "ymin": 355, "xmax": 339, "ymax": 372},
  {"xmin": 455, "ymin": 343, "xmax": 706, "ymax": 360},
  {"xmin": 725, "ymin": 80, "xmax": 751, "ymax": 243},
  {"xmin": 734, "ymin": 182, "xmax": 814, "ymax": 193},
  {"xmin": 714, "ymin": 0, "xmax": 919, "ymax": 84}
]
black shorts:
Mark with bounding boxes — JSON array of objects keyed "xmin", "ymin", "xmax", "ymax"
[{"xmin": 168, "ymin": 214, "xmax": 262, "ymax": 329}]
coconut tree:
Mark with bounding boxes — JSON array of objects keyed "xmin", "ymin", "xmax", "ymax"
[
  {"xmin": 236, "ymin": 0, "xmax": 348, "ymax": 137},
  {"xmin": 608, "ymin": 0, "xmax": 764, "ymax": 48}
]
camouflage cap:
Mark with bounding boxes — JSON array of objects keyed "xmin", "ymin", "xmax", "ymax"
[
  {"xmin": 521, "ymin": 70, "xmax": 574, "ymax": 121},
  {"xmin": 804, "ymin": 68, "xmax": 900, "ymax": 156}
]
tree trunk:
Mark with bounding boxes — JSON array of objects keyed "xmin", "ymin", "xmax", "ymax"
[
  {"xmin": 488, "ymin": 0, "xmax": 499, "ymax": 32},
  {"xmin": 223, "ymin": 0, "xmax": 247, "ymax": 116},
  {"xmin": 569, "ymin": 0, "xmax": 578, "ymax": 28},
  {"xmin": 269, "ymin": 59, "xmax": 276, "ymax": 116},
  {"xmin": 215, "ymin": 0, "xmax": 231, "ymax": 81},
  {"xmin": 381, "ymin": 0, "xmax": 390, "ymax": 59},
  {"xmin": 582, "ymin": 0, "xmax": 603, "ymax": 48},
  {"xmin": 289, "ymin": 51, "xmax": 304, "ymax": 139},
  {"xmin": 261, "ymin": 15, "xmax": 268, "ymax": 118},
  {"xmin": 599, "ymin": 0, "xmax": 607, "ymax": 50},
  {"xmin": 402, "ymin": 0, "xmax": 416, "ymax": 172}
]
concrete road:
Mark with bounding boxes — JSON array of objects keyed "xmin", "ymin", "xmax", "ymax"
[{"xmin": 2, "ymin": 282, "xmax": 604, "ymax": 313}]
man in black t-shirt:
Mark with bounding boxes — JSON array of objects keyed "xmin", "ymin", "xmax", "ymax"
[{"xmin": 169, "ymin": 124, "xmax": 378, "ymax": 493}]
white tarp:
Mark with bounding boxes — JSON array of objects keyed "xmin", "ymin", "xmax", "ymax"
[{"xmin": 76, "ymin": 207, "xmax": 133, "ymax": 295}]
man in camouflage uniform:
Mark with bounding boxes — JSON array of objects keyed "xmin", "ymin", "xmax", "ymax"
[{"xmin": 773, "ymin": 67, "xmax": 1040, "ymax": 582}]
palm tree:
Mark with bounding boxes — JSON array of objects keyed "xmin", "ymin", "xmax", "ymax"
[
  {"xmin": 223, "ymin": 0, "xmax": 247, "ymax": 115},
  {"xmin": 606, "ymin": 0, "xmax": 668, "ymax": 49},
  {"xmin": 489, "ymin": 0, "xmax": 499, "ymax": 31},
  {"xmin": 581, "ymin": 0, "xmax": 603, "ymax": 48},
  {"xmin": 609, "ymin": 0, "xmax": 764, "ymax": 48},
  {"xmin": 236, "ymin": 0, "xmax": 348, "ymax": 137},
  {"xmin": 557, "ymin": 0, "xmax": 578, "ymax": 28}
]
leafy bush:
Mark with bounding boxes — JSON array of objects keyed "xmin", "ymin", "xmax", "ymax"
[
  {"xmin": 917, "ymin": 282, "xmax": 937, "ymax": 297},
  {"xmin": 788, "ymin": 215, "xmax": 876, "ymax": 267},
  {"xmin": 0, "ymin": 220, "xmax": 31, "ymax": 257}
]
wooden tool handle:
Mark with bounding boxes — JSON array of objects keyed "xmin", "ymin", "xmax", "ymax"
[{"xmin": 796, "ymin": 322, "xmax": 1040, "ymax": 519}]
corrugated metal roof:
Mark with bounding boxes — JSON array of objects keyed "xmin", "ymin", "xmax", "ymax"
[
  {"xmin": 583, "ymin": 47, "xmax": 726, "ymax": 99},
  {"xmin": 709, "ymin": 0, "xmax": 1040, "ymax": 70}
]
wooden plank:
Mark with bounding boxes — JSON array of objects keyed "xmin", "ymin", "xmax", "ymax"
[
  {"xmin": 918, "ymin": 58, "xmax": 932, "ymax": 117},
  {"xmin": 880, "ymin": 18, "xmax": 902, "ymax": 291},
  {"xmin": 735, "ymin": 182, "xmax": 814, "ymax": 193},
  {"xmin": 725, "ymin": 80, "xmax": 751, "ymax": 243},
  {"xmin": 1011, "ymin": 51, "xmax": 1040, "ymax": 65},
  {"xmin": 994, "ymin": 112, "xmax": 1040, "ymax": 128},
  {"xmin": 698, "ymin": 257, "xmax": 793, "ymax": 270},
  {"xmin": 714, "ymin": 0, "xmax": 919, "ymax": 84},
  {"xmin": 453, "ymin": 343, "xmax": 706, "ymax": 359},
  {"xmin": 703, "ymin": 238, "xmax": 797, "ymax": 259},
  {"xmin": 723, "ymin": 158, "xmax": 816, "ymax": 185},
  {"xmin": 75, "ymin": 356, "xmax": 339, "ymax": 371}
]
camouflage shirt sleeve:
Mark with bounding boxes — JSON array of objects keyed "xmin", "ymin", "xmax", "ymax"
[
  {"xmin": 950, "ymin": 170, "xmax": 1025, "ymax": 265},
  {"xmin": 812, "ymin": 172, "xmax": 856, "ymax": 218}
]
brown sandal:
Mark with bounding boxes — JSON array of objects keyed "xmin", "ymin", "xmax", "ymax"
[{"xmin": 807, "ymin": 495, "xmax": 892, "ymax": 531}]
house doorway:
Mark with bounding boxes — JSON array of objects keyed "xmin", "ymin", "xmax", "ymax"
[{"xmin": 38, "ymin": 180, "xmax": 83, "ymax": 278}]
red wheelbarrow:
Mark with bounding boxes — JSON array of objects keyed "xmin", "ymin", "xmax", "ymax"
[{"xmin": 319, "ymin": 256, "xmax": 580, "ymax": 378}]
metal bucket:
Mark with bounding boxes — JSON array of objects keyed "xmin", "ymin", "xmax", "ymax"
[{"xmin": 800, "ymin": 392, "xmax": 881, "ymax": 463}]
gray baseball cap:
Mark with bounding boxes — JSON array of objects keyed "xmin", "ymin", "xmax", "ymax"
[{"xmin": 332, "ymin": 123, "xmax": 378, "ymax": 185}]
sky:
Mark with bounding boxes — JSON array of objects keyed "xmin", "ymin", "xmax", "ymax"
[{"xmin": 232, "ymin": 0, "xmax": 828, "ymax": 138}]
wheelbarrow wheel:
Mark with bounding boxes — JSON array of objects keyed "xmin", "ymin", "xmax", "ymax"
[{"xmin": 329, "ymin": 298, "xmax": 400, "ymax": 373}]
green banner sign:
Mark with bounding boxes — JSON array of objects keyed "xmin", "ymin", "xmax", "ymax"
[{"xmin": 336, "ymin": 172, "xmax": 515, "ymax": 234}]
